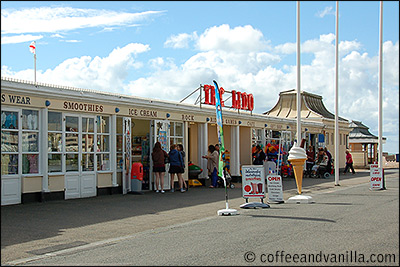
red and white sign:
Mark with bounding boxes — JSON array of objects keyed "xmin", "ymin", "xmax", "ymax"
[
  {"xmin": 266, "ymin": 175, "xmax": 284, "ymax": 203},
  {"xmin": 242, "ymin": 165, "xmax": 265, "ymax": 198},
  {"xmin": 370, "ymin": 164, "xmax": 383, "ymax": 190},
  {"xmin": 203, "ymin": 84, "xmax": 254, "ymax": 111}
]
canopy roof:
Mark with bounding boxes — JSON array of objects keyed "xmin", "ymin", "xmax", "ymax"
[
  {"xmin": 349, "ymin": 120, "xmax": 386, "ymax": 142},
  {"xmin": 264, "ymin": 89, "xmax": 348, "ymax": 122}
]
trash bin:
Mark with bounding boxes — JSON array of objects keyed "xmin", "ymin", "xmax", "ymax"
[{"xmin": 130, "ymin": 162, "xmax": 143, "ymax": 194}]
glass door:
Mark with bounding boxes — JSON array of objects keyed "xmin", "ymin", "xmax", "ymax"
[
  {"xmin": 1, "ymin": 108, "xmax": 21, "ymax": 205},
  {"xmin": 64, "ymin": 114, "xmax": 96, "ymax": 199},
  {"xmin": 80, "ymin": 115, "xmax": 96, "ymax": 198},
  {"xmin": 64, "ymin": 114, "xmax": 80, "ymax": 199},
  {"xmin": 122, "ymin": 117, "xmax": 131, "ymax": 194},
  {"xmin": 151, "ymin": 120, "xmax": 170, "ymax": 190}
]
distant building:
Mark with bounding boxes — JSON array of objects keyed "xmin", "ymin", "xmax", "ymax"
[
  {"xmin": 348, "ymin": 120, "xmax": 386, "ymax": 168},
  {"xmin": 264, "ymin": 89, "xmax": 351, "ymax": 163}
]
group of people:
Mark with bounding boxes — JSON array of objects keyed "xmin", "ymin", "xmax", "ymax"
[
  {"xmin": 306, "ymin": 146, "xmax": 355, "ymax": 177},
  {"xmin": 151, "ymin": 142, "xmax": 187, "ymax": 193},
  {"xmin": 307, "ymin": 146, "xmax": 332, "ymax": 177}
]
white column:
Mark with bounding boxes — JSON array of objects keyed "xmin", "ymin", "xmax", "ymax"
[
  {"xmin": 110, "ymin": 114, "xmax": 118, "ymax": 187},
  {"xmin": 41, "ymin": 108, "xmax": 49, "ymax": 192},
  {"xmin": 198, "ymin": 122, "xmax": 208, "ymax": 179},
  {"xmin": 184, "ymin": 121, "xmax": 189, "ymax": 181},
  {"xmin": 230, "ymin": 125, "xmax": 240, "ymax": 177},
  {"xmin": 334, "ymin": 1, "xmax": 340, "ymax": 185}
]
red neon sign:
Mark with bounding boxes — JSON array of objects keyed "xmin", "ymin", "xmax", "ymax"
[{"xmin": 203, "ymin": 84, "xmax": 254, "ymax": 111}]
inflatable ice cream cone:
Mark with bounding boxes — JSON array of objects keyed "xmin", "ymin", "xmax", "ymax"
[
  {"xmin": 288, "ymin": 143, "xmax": 307, "ymax": 195},
  {"xmin": 289, "ymin": 158, "xmax": 306, "ymax": 194}
]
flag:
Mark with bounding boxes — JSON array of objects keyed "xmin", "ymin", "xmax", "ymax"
[
  {"xmin": 213, "ymin": 80, "xmax": 225, "ymax": 180},
  {"xmin": 29, "ymin": 41, "xmax": 36, "ymax": 54}
]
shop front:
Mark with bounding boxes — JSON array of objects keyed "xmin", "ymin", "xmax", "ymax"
[{"xmin": 2, "ymin": 77, "xmax": 345, "ymax": 206}]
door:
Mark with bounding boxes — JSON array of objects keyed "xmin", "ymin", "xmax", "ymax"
[
  {"xmin": 80, "ymin": 116, "xmax": 96, "ymax": 198},
  {"xmin": 151, "ymin": 120, "xmax": 170, "ymax": 190},
  {"xmin": 122, "ymin": 117, "xmax": 131, "ymax": 194},
  {"xmin": 64, "ymin": 114, "xmax": 96, "ymax": 199},
  {"xmin": 1, "ymin": 108, "xmax": 21, "ymax": 205}
]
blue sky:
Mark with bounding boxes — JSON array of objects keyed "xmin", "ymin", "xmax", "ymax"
[{"xmin": 1, "ymin": 1, "xmax": 399, "ymax": 153}]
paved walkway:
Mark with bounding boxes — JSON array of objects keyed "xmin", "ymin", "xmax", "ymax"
[{"xmin": 1, "ymin": 168, "xmax": 398, "ymax": 265}]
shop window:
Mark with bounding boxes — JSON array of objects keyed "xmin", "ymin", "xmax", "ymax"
[
  {"xmin": 22, "ymin": 110, "xmax": 39, "ymax": 174},
  {"xmin": 1, "ymin": 111, "xmax": 19, "ymax": 178},
  {"xmin": 1, "ymin": 154, "xmax": 18, "ymax": 175},
  {"xmin": 1, "ymin": 110, "xmax": 18, "ymax": 129},
  {"xmin": 170, "ymin": 122, "xmax": 184, "ymax": 148},
  {"xmin": 1, "ymin": 109, "xmax": 40, "ymax": 175},
  {"xmin": 97, "ymin": 115, "xmax": 110, "ymax": 171},
  {"xmin": 48, "ymin": 111, "xmax": 62, "ymax": 173},
  {"xmin": 66, "ymin": 154, "xmax": 79, "ymax": 172},
  {"xmin": 66, "ymin": 116, "xmax": 78, "ymax": 132},
  {"xmin": 326, "ymin": 133, "xmax": 329, "ymax": 145}
]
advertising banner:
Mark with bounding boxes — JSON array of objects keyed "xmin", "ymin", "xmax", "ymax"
[
  {"xmin": 370, "ymin": 164, "xmax": 383, "ymax": 190},
  {"xmin": 242, "ymin": 165, "xmax": 265, "ymax": 198},
  {"xmin": 266, "ymin": 174, "xmax": 284, "ymax": 203}
]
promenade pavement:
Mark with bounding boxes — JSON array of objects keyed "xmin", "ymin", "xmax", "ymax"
[{"xmin": 1, "ymin": 168, "xmax": 398, "ymax": 265}]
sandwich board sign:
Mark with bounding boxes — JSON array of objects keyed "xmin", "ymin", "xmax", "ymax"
[
  {"xmin": 242, "ymin": 165, "xmax": 265, "ymax": 199},
  {"xmin": 370, "ymin": 164, "xmax": 383, "ymax": 190},
  {"xmin": 266, "ymin": 174, "xmax": 284, "ymax": 203}
]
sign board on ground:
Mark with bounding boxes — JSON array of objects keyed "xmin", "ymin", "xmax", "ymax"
[
  {"xmin": 242, "ymin": 165, "xmax": 265, "ymax": 199},
  {"xmin": 370, "ymin": 164, "xmax": 383, "ymax": 190},
  {"xmin": 266, "ymin": 174, "xmax": 284, "ymax": 203}
]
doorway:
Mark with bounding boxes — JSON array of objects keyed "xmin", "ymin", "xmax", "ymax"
[{"xmin": 64, "ymin": 114, "xmax": 97, "ymax": 199}]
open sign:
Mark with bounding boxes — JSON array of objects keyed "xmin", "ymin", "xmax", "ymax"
[{"xmin": 370, "ymin": 166, "xmax": 383, "ymax": 190}]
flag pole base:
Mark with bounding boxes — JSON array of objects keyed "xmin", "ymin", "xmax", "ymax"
[
  {"xmin": 240, "ymin": 202, "xmax": 270, "ymax": 209},
  {"xmin": 286, "ymin": 195, "xmax": 314, "ymax": 204},
  {"xmin": 217, "ymin": 208, "xmax": 238, "ymax": 216}
]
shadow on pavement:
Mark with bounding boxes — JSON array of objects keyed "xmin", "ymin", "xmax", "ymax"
[{"xmin": 1, "ymin": 169, "xmax": 396, "ymax": 248}]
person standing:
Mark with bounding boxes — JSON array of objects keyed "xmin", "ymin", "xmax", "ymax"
[
  {"xmin": 306, "ymin": 145, "xmax": 315, "ymax": 176},
  {"xmin": 324, "ymin": 147, "xmax": 332, "ymax": 173},
  {"xmin": 343, "ymin": 150, "xmax": 356, "ymax": 175},
  {"xmin": 151, "ymin": 142, "xmax": 168, "ymax": 193},
  {"xmin": 177, "ymin": 144, "xmax": 187, "ymax": 190},
  {"xmin": 252, "ymin": 145, "xmax": 266, "ymax": 165},
  {"xmin": 169, "ymin": 144, "xmax": 186, "ymax": 192},
  {"xmin": 202, "ymin": 144, "xmax": 219, "ymax": 188}
]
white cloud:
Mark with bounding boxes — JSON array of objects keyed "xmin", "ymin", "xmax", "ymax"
[
  {"xmin": 164, "ymin": 32, "xmax": 198, "ymax": 49},
  {"xmin": 1, "ymin": 7, "xmax": 165, "ymax": 35},
  {"xmin": 2, "ymin": 23, "xmax": 398, "ymax": 153},
  {"xmin": 62, "ymin": 40, "xmax": 81, "ymax": 43},
  {"xmin": 51, "ymin": 33, "xmax": 64, "ymax": 38},
  {"xmin": 316, "ymin": 6, "xmax": 335, "ymax": 18},
  {"xmin": 1, "ymin": 34, "xmax": 43, "ymax": 44},
  {"xmin": 3, "ymin": 43, "xmax": 150, "ymax": 93},
  {"xmin": 196, "ymin": 24, "xmax": 269, "ymax": 52}
]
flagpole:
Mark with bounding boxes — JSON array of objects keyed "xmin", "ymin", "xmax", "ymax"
[
  {"xmin": 378, "ymin": 1, "xmax": 385, "ymax": 189},
  {"xmin": 296, "ymin": 1, "xmax": 301, "ymax": 144},
  {"xmin": 213, "ymin": 80, "xmax": 238, "ymax": 216},
  {"xmin": 334, "ymin": 1, "xmax": 340, "ymax": 186},
  {"xmin": 34, "ymin": 53, "xmax": 37, "ymax": 84}
]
